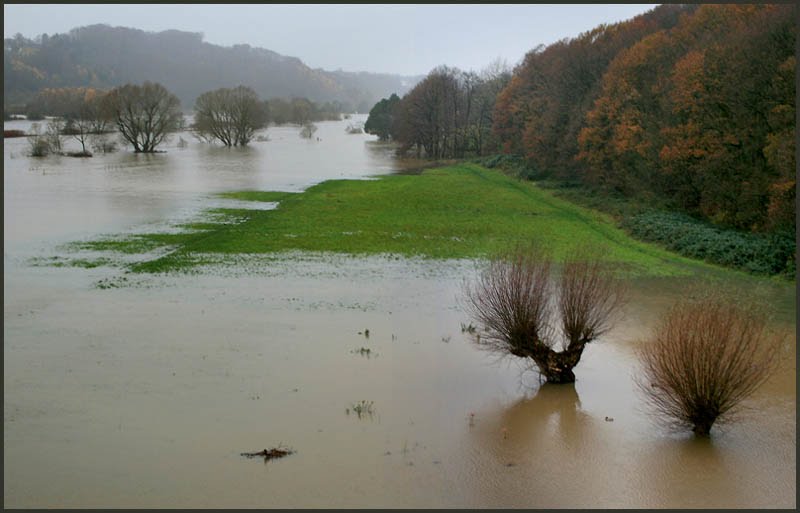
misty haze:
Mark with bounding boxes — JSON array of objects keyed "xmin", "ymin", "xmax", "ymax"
[{"xmin": 3, "ymin": 4, "xmax": 796, "ymax": 509}]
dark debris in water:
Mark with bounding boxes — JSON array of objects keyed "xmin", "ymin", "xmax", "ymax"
[{"xmin": 241, "ymin": 446, "xmax": 295, "ymax": 461}]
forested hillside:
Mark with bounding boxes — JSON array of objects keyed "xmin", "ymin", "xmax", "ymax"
[
  {"xmin": 3, "ymin": 24, "xmax": 420, "ymax": 112},
  {"xmin": 494, "ymin": 4, "xmax": 795, "ymax": 233}
]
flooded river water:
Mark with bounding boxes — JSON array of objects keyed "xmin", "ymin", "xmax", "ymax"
[{"xmin": 4, "ymin": 117, "xmax": 795, "ymax": 508}]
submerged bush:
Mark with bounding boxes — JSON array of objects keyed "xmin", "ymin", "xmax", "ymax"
[
  {"xmin": 300, "ymin": 122, "xmax": 318, "ymax": 139},
  {"xmin": 90, "ymin": 134, "xmax": 118, "ymax": 154},
  {"xmin": 637, "ymin": 297, "xmax": 782, "ymax": 436},
  {"xmin": 28, "ymin": 138, "xmax": 52, "ymax": 157},
  {"xmin": 27, "ymin": 123, "xmax": 54, "ymax": 157}
]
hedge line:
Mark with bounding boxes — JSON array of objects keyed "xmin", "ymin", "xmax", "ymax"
[{"xmin": 622, "ymin": 211, "xmax": 795, "ymax": 276}]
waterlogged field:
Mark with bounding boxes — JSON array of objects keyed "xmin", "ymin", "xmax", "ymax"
[
  {"xmin": 60, "ymin": 163, "xmax": 713, "ymax": 277},
  {"xmin": 4, "ymin": 117, "xmax": 796, "ymax": 508}
]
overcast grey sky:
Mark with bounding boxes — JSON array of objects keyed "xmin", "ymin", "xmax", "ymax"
[{"xmin": 4, "ymin": 4, "xmax": 657, "ymax": 76}]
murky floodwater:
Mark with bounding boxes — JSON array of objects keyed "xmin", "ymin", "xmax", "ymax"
[{"xmin": 4, "ymin": 117, "xmax": 795, "ymax": 508}]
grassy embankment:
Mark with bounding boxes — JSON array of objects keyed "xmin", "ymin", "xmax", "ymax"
[
  {"xmin": 476, "ymin": 155, "xmax": 795, "ymax": 278},
  {"xmin": 67, "ymin": 163, "xmax": 724, "ymax": 277}
]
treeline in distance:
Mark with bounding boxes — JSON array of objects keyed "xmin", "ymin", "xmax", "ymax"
[{"xmin": 9, "ymin": 82, "xmax": 350, "ymax": 153}]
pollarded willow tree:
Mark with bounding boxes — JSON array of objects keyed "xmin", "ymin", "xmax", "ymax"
[
  {"xmin": 636, "ymin": 296, "xmax": 782, "ymax": 436},
  {"xmin": 464, "ymin": 246, "xmax": 626, "ymax": 383},
  {"xmin": 193, "ymin": 86, "xmax": 268, "ymax": 146},
  {"xmin": 105, "ymin": 82, "xmax": 183, "ymax": 153}
]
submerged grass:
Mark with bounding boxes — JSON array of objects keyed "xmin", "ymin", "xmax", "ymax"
[
  {"xmin": 216, "ymin": 190, "xmax": 298, "ymax": 202},
  {"xmin": 30, "ymin": 256, "xmax": 115, "ymax": 269},
  {"xmin": 59, "ymin": 164, "xmax": 719, "ymax": 276},
  {"xmin": 67, "ymin": 237, "xmax": 168, "ymax": 254}
]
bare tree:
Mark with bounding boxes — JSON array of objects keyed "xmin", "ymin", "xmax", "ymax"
[
  {"xmin": 70, "ymin": 118, "xmax": 92, "ymax": 155},
  {"xmin": 105, "ymin": 82, "xmax": 182, "ymax": 153},
  {"xmin": 464, "ymin": 246, "xmax": 626, "ymax": 383},
  {"xmin": 45, "ymin": 118, "xmax": 64, "ymax": 154},
  {"xmin": 62, "ymin": 90, "xmax": 112, "ymax": 156},
  {"xmin": 85, "ymin": 91, "xmax": 114, "ymax": 135},
  {"xmin": 69, "ymin": 100, "xmax": 101, "ymax": 156},
  {"xmin": 193, "ymin": 86, "xmax": 267, "ymax": 146},
  {"xmin": 470, "ymin": 60, "xmax": 511, "ymax": 155},
  {"xmin": 636, "ymin": 297, "xmax": 782, "ymax": 436},
  {"xmin": 390, "ymin": 64, "xmax": 510, "ymax": 159}
]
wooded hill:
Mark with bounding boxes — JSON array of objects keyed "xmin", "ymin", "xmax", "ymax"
[
  {"xmin": 3, "ymin": 24, "xmax": 421, "ymax": 112},
  {"xmin": 494, "ymin": 3, "xmax": 795, "ymax": 233}
]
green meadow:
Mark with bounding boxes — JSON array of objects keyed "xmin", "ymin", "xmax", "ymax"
[{"xmin": 67, "ymin": 164, "xmax": 721, "ymax": 276}]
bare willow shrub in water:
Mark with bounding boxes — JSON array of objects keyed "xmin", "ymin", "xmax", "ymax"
[
  {"xmin": 637, "ymin": 297, "xmax": 782, "ymax": 436},
  {"xmin": 464, "ymin": 246, "xmax": 626, "ymax": 383}
]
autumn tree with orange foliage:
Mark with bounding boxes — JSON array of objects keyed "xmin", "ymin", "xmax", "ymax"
[
  {"xmin": 494, "ymin": 3, "xmax": 795, "ymax": 235},
  {"xmin": 493, "ymin": 4, "xmax": 691, "ymax": 180}
]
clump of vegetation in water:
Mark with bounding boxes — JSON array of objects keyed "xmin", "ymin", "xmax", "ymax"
[
  {"xmin": 346, "ymin": 400, "xmax": 375, "ymax": 419},
  {"xmin": 636, "ymin": 295, "xmax": 782, "ymax": 436},
  {"xmin": 351, "ymin": 347, "xmax": 375, "ymax": 358},
  {"xmin": 91, "ymin": 135, "xmax": 118, "ymax": 154},
  {"xmin": 26, "ymin": 122, "xmax": 63, "ymax": 157},
  {"xmin": 241, "ymin": 445, "xmax": 295, "ymax": 462},
  {"xmin": 29, "ymin": 256, "xmax": 113, "ymax": 269},
  {"xmin": 299, "ymin": 122, "xmax": 318, "ymax": 139},
  {"xmin": 463, "ymin": 245, "xmax": 626, "ymax": 383},
  {"xmin": 95, "ymin": 276, "xmax": 132, "ymax": 289}
]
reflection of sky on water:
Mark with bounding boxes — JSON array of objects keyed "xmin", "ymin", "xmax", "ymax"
[{"xmin": 3, "ymin": 115, "xmax": 395, "ymax": 251}]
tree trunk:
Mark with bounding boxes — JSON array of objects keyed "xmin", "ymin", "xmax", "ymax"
[
  {"xmin": 528, "ymin": 343, "xmax": 587, "ymax": 384},
  {"xmin": 692, "ymin": 422, "xmax": 713, "ymax": 436}
]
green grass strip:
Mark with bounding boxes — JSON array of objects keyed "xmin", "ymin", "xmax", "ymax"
[{"xmin": 66, "ymin": 164, "xmax": 720, "ymax": 276}]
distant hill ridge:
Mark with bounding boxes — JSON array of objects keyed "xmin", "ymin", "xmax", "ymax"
[{"xmin": 3, "ymin": 24, "xmax": 422, "ymax": 111}]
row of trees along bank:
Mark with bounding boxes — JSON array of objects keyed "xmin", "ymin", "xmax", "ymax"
[
  {"xmin": 365, "ymin": 3, "xmax": 795, "ymax": 275},
  {"xmin": 14, "ymin": 83, "xmax": 348, "ymax": 152},
  {"xmin": 364, "ymin": 62, "xmax": 511, "ymax": 158}
]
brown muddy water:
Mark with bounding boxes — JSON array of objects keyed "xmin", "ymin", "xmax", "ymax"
[{"xmin": 3, "ymin": 117, "xmax": 796, "ymax": 508}]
